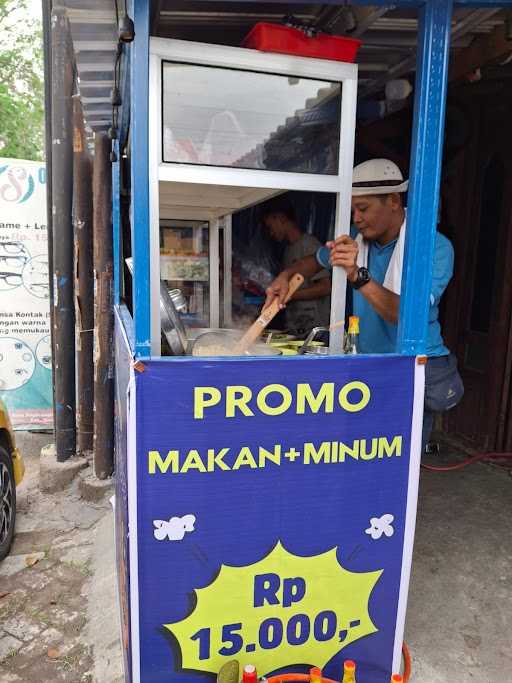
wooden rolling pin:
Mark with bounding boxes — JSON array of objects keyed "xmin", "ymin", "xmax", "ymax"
[{"xmin": 233, "ymin": 273, "xmax": 304, "ymax": 354}]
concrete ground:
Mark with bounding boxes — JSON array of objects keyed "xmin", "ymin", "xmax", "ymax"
[
  {"xmin": 1, "ymin": 433, "xmax": 510, "ymax": 682},
  {"xmin": 0, "ymin": 432, "xmax": 122, "ymax": 683},
  {"xmin": 406, "ymin": 449, "xmax": 512, "ymax": 681}
]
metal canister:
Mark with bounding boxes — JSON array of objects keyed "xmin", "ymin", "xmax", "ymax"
[{"xmin": 169, "ymin": 288, "xmax": 187, "ymax": 313}]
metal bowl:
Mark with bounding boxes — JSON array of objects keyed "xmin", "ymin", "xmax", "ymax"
[
  {"xmin": 262, "ymin": 330, "xmax": 297, "ymax": 343},
  {"xmin": 246, "ymin": 344, "xmax": 282, "ymax": 357},
  {"xmin": 304, "ymin": 346, "xmax": 330, "ymax": 355}
]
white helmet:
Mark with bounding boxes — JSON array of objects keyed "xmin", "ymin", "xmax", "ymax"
[{"xmin": 352, "ymin": 158, "xmax": 409, "ymax": 196}]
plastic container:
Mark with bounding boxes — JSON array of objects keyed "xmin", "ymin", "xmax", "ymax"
[
  {"xmin": 242, "ymin": 23, "xmax": 361, "ymax": 63},
  {"xmin": 272, "ymin": 340, "xmax": 325, "ymax": 348}
]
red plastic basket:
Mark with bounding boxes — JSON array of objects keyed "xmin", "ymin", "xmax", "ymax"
[{"xmin": 242, "ymin": 23, "xmax": 361, "ymax": 64}]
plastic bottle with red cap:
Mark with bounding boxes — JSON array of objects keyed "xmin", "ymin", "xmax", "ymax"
[
  {"xmin": 342, "ymin": 659, "xmax": 356, "ymax": 683},
  {"xmin": 310, "ymin": 667, "xmax": 322, "ymax": 683},
  {"xmin": 242, "ymin": 664, "xmax": 258, "ymax": 683},
  {"xmin": 391, "ymin": 675, "xmax": 404, "ymax": 683}
]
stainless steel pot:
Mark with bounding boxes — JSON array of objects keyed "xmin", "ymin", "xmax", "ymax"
[
  {"xmin": 188, "ymin": 328, "xmax": 282, "ymax": 357},
  {"xmin": 160, "ymin": 282, "xmax": 188, "ymax": 355},
  {"xmin": 186, "ymin": 328, "xmax": 240, "ymax": 355}
]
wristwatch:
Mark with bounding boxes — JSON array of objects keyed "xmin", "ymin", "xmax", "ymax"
[{"xmin": 351, "ymin": 267, "xmax": 371, "ymax": 290}]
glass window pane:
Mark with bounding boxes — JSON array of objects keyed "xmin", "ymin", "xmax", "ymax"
[
  {"xmin": 160, "ymin": 220, "xmax": 210, "ymax": 328},
  {"xmin": 162, "ymin": 62, "xmax": 341, "ymax": 174}
]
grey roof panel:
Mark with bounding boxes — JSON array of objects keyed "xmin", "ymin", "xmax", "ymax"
[{"xmin": 63, "ymin": 1, "xmax": 505, "ymax": 133}]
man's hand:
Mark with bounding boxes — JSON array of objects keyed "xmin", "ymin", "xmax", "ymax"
[
  {"xmin": 326, "ymin": 235, "xmax": 359, "ymax": 282},
  {"xmin": 263, "ymin": 255, "xmax": 323, "ymax": 310},
  {"xmin": 264, "ymin": 272, "xmax": 292, "ymax": 310}
]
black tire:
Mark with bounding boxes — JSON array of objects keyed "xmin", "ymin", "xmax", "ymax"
[{"xmin": 0, "ymin": 445, "xmax": 16, "ymax": 562}]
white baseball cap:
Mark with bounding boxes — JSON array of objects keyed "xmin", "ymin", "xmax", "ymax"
[{"xmin": 352, "ymin": 158, "xmax": 409, "ymax": 196}]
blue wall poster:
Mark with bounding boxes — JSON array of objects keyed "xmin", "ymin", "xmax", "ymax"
[
  {"xmin": 127, "ymin": 355, "xmax": 424, "ymax": 683},
  {"xmin": 0, "ymin": 158, "xmax": 52, "ymax": 429}
]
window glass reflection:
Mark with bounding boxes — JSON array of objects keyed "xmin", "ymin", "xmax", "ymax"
[{"xmin": 162, "ymin": 63, "xmax": 341, "ymax": 174}]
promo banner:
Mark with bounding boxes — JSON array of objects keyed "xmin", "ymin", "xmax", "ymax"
[
  {"xmin": 0, "ymin": 158, "xmax": 52, "ymax": 429},
  {"xmin": 129, "ymin": 355, "xmax": 423, "ymax": 683}
]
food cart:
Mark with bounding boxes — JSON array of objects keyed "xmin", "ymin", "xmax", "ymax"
[{"xmin": 113, "ymin": 1, "xmax": 455, "ymax": 681}]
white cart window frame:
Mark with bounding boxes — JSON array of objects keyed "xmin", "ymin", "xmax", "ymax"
[{"xmin": 149, "ymin": 37, "xmax": 358, "ymax": 356}]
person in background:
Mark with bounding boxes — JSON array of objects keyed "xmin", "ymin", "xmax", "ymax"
[
  {"xmin": 261, "ymin": 198, "xmax": 331, "ymax": 336},
  {"xmin": 264, "ymin": 159, "xmax": 463, "ymax": 451}
]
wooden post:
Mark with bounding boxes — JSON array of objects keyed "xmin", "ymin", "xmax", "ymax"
[
  {"xmin": 42, "ymin": 0, "xmax": 56, "ymax": 433},
  {"xmin": 51, "ymin": 7, "xmax": 76, "ymax": 460},
  {"xmin": 73, "ymin": 98, "xmax": 94, "ymax": 456},
  {"xmin": 93, "ymin": 133, "xmax": 114, "ymax": 478}
]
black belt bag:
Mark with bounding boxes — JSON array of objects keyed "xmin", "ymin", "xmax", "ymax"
[{"xmin": 424, "ymin": 353, "xmax": 464, "ymax": 412}]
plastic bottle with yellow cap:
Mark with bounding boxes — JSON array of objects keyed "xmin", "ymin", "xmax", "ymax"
[
  {"xmin": 341, "ymin": 659, "xmax": 356, "ymax": 683},
  {"xmin": 345, "ymin": 316, "xmax": 360, "ymax": 354}
]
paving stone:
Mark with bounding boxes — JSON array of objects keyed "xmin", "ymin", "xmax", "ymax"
[
  {"xmin": 3, "ymin": 616, "xmax": 44, "ymax": 642},
  {"xmin": 0, "ymin": 673, "xmax": 24, "ymax": 682},
  {"xmin": 0, "ymin": 553, "xmax": 45, "ymax": 578},
  {"xmin": 14, "ymin": 513, "xmax": 66, "ymax": 534},
  {"xmin": 45, "ymin": 605, "xmax": 81, "ymax": 630},
  {"xmin": 51, "ymin": 530, "xmax": 93, "ymax": 551},
  {"xmin": 0, "ymin": 574, "xmax": 22, "ymax": 598},
  {"xmin": 0, "ymin": 590, "xmax": 26, "ymax": 619},
  {"xmin": 0, "ymin": 633, "xmax": 23, "ymax": 661},
  {"xmin": 4, "ymin": 437, "xmax": 116, "ymax": 682},
  {"xmin": 53, "ymin": 635, "xmax": 81, "ymax": 657},
  {"xmin": 60, "ymin": 546, "xmax": 91, "ymax": 566},
  {"xmin": 16, "ymin": 570, "xmax": 52, "ymax": 593},
  {"xmin": 61, "ymin": 502, "xmax": 105, "ymax": 530},
  {"xmin": 23, "ymin": 627, "xmax": 64, "ymax": 659},
  {"xmin": 39, "ymin": 627, "xmax": 64, "ymax": 647},
  {"xmin": 50, "ymin": 562, "xmax": 87, "ymax": 584},
  {"xmin": 22, "ymin": 638, "xmax": 47, "ymax": 658},
  {"xmin": 10, "ymin": 530, "xmax": 59, "ymax": 556},
  {"xmin": 24, "ymin": 635, "xmax": 82, "ymax": 661},
  {"xmin": 39, "ymin": 445, "xmax": 88, "ymax": 494}
]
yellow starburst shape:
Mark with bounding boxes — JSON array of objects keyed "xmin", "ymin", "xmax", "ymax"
[{"xmin": 165, "ymin": 542, "xmax": 382, "ymax": 676}]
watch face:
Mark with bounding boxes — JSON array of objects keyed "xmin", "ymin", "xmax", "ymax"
[{"xmin": 354, "ymin": 267, "xmax": 370, "ymax": 289}]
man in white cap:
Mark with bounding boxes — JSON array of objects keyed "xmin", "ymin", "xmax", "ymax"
[{"xmin": 264, "ymin": 158, "xmax": 463, "ymax": 450}]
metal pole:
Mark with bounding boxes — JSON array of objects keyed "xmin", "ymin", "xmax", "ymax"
[
  {"xmin": 73, "ymin": 98, "xmax": 94, "ymax": 456},
  {"xmin": 42, "ymin": 0, "xmax": 55, "ymax": 436},
  {"xmin": 112, "ymin": 141, "xmax": 121, "ymax": 307},
  {"xmin": 51, "ymin": 7, "xmax": 76, "ymax": 460},
  {"xmin": 131, "ymin": 0, "xmax": 152, "ymax": 358},
  {"xmin": 397, "ymin": 0, "xmax": 453, "ymax": 355},
  {"xmin": 93, "ymin": 133, "xmax": 114, "ymax": 479}
]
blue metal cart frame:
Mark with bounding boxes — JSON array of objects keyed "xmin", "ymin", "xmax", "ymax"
[
  {"xmin": 111, "ymin": 5, "xmax": 512, "ymax": 679},
  {"xmin": 120, "ymin": 0, "xmax": 511, "ymax": 357}
]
